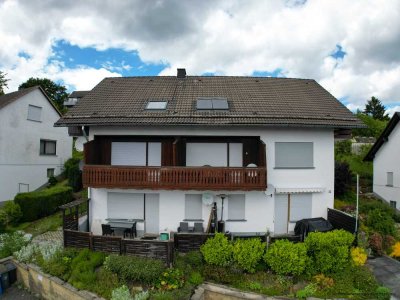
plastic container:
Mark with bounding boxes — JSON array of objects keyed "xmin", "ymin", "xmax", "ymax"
[
  {"xmin": 159, "ymin": 232, "xmax": 169, "ymax": 241},
  {"xmin": 4, "ymin": 262, "xmax": 16, "ymax": 285},
  {"xmin": 0, "ymin": 264, "xmax": 9, "ymax": 290}
]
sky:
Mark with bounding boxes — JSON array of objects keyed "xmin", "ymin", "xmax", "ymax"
[{"xmin": 1, "ymin": 0, "xmax": 400, "ymax": 115}]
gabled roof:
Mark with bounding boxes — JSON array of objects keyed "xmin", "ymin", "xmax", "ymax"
[
  {"xmin": 364, "ymin": 112, "xmax": 400, "ymax": 161},
  {"xmin": 0, "ymin": 86, "xmax": 62, "ymax": 116},
  {"xmin": 68, "ymin": 91, "xmax": 89, "ymax": 98},
  {"xmin": 55, "ymin": 76, "xmax": 364, "ymax": 128}
]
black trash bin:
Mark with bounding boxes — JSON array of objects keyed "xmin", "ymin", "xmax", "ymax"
[
  {"xmin": 294, "ymin": 217, "xmax": 333, "ymax": 241},
  {"xmin": 4, "ymin": 262, "xmax": 16, "ymax": 285},
  {"xmin": 0, "ymin": 264, "xmax": 10, "ymax": 290}
]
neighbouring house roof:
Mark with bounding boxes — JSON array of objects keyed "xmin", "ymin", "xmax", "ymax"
[
  {"xmin": 0, "ymin": 86, "xmax": 62, "ymax": 116},
  {"xmin": 55, "ymin": 75, "xmax": 364, "ymax": 128},
  {"xmin": 68, "ymin": 91, "xmax": 89, "ymax": 98},
  {"xmin": 364, "ymin": 112, "xmax": 400, "ymax": 161}
]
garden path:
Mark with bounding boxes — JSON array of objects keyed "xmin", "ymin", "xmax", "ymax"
[
  {"xmin": 31, "ymin": 229, "xmax": 63, "ymax": 245},
  {"xmin": 367, "ymin": 256, "xmax": 400, "ymax": 299}
]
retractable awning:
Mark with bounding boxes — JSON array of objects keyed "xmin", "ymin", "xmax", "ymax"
[{"xmin": 275, "ymin": 187, "xmax": 325, "ymax": 194}]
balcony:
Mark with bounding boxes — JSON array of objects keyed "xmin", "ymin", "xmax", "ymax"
[{"xmin": 83, "ymin": 165, "xmax": 267, "ymax": 191}]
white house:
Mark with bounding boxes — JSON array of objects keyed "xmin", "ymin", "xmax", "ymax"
[
  {"xmin": 365, "ymin": 112, "xmax": 400, "ymax": 209},
  {"xmin": 0, "ymin": 86, "xmax": 72, "ymax": 202},
  {"xmin": 55, "ymin": 69, "xmax": 363, "ymax": 236}
]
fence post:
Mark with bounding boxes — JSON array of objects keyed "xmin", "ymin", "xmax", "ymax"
[{"xmin": 89, "ymin": 232, "xmax": 93, "ymax": 250}]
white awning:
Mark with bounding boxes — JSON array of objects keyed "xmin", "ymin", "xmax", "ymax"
[{"xmin": 275, "ymin": 187, "xmax": 325, "ymax": 194}]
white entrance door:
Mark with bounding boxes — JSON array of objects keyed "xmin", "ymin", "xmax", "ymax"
[
  {"xmin": 274, "ymin": 194, "xmax": 288, "ymax": 234},
  {"xmin": 145, "ymin": 194, "xmax": 159, "ymax": 234}
]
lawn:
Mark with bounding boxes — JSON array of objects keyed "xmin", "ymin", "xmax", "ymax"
[{"xmin": 6, "ymin": 212, "xmax": 62, "ymax": 237}]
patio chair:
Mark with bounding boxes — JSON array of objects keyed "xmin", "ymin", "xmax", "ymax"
[
  {"xmin": 193, "ymin": 222, "xmax": 204, "ymax": 233},
  {"xmin": 124, "ymin": 223, "xmax": 137, "ymax": 238},
  {"xmin": 178, "ymin": 222, "xmax": 190, "ymax": 232},
  {"xmin": 101, "ymin": 224, "xmax": 114, "ymax": 236}
]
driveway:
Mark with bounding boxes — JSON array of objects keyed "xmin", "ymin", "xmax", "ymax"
[{"xmin": 368, "ymin": 255, "xmax": 400, "ymax": 299}]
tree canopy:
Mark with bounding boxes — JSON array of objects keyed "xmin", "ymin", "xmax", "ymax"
[
  {"xmin": 0, "ymin": 71, "xmax": 9, "ymax": 96},
  {"xmin": 363, "ymin": 96, "xmax": 389, "ymax": 121},
  {"xmin": 353, "ymin": 112, "xmax": 388, "ymax": 138},
  {"xmin": 19, "ymin": 78, "xmax": 68, "ymax": 113}
]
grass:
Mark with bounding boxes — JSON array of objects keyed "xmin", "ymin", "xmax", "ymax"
[{"xmin": 6, "ymin": 212, "xmax": 62, "ymax": 237}]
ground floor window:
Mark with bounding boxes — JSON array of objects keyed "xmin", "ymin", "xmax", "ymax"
[
  {"xmin": 47, "ymin": 168, "xmax": 55, "ymax": 178},
  {"xmin": 390, "ymin": 200, "xmax": 397, "ymax": 209},
  {"xmin": 227, "ymin": 194, "xmax": 245, "ymax": 221},
  {"xmin": 40, "ymin": 139, "xmax": 57, "ymax": 155},
  {"xmin": 107, "ymin": 192, "xmax": 144, "ymax": 220},
  {"xmin": 184, "ymin": 194, "xmax": 202, "ymax": 220}
]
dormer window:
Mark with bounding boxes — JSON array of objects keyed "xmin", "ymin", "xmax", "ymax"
[
  {"xmin": 146, "ymin": 100, "xmax": 168, "ymax": 110},
  {"xmin": 196, "ymin": 97, "xmax": 229, "ymax": 110}
]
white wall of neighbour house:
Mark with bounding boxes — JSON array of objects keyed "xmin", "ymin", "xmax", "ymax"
[
  {"xmin": 0, "ymin": 89, "xmax": 72, "ymax": 202},
  {"xmin": 88, "ymin": 126, "xmax": 334, "ymax": 235},
  {"xmin": 373, "ymin": 124, "xmax": 400, "ymax": 208}
]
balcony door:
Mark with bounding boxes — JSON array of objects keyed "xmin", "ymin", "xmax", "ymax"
[{"xmin": 111, "ymin": 142, "xmax": 161, "ymax": 166}]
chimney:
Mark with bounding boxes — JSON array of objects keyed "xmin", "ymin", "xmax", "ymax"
[{"xmin": 177, "ymin": 68, "xmax": 186, "ymax": 79}]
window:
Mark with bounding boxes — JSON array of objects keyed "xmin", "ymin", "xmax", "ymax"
[
  {"xmin": 228, "ymin": 194, "xmax": 245, "ymax": 221},
  {"xmin": 387, "ymin": 172, "xmax": 394, "ymax": 186},
  {"xmin": 146, "ymin": 101, "xmax": 168, "ymax": 110},
  {"xmin": 47, "ymin": 168, "xmax": 55, "ymax": 178},
  {"xmin": 185, "ymin": 194, "xmax": 202, "ymax": 220},
  {"xmin": 40, "ymin": 140, "xmax": 56, "ymax": 155},
  {"xmin": 111, "ymin": 142, "xmax": 161, "ymax": 166},
  {"xmin": 289, "ymin": 193, "xmax": 312, "ymax": 222},
  {"xmin": 196, "ymin": 97, "xmax": 229, "ymax": 110},
  {"xmin": 27, "ymin": 105, "xmax": 42, "ymax": 122},
  {"xmin": 390, "ymin": 201, "xmax": 397, "ymax": 209},
  {"xmin": 108, "ymin": 192, "xmax": 144, "ymax": 220},
  {"xmin": 275, "ymin": 142, "xmax": 314, "ymax": 168}
]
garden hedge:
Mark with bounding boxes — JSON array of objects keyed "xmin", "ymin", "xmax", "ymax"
[{"xmin": 14, "ymin": 186, "xmax": 73, "ymax": 221}]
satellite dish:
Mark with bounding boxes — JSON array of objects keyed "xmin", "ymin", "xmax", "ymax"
[
  {"xmin": 202, "ymin": 193, "xmax": 214, "ymax": 206},
  {"xmin": 75, "ymin": 136, "xmax": 86, "ymax": 152}
]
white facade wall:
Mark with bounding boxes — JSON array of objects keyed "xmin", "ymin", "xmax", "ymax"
[
  {"xmin": 373, "ymin": 124, "xmax": 400, "ymax": 207},
  {"xmin": 88, "ymin": 126, "xmax": 334, "ymax": 235},
  {"xmin": 0, "ymin": 89, "xmax": 72, "ymax": 202}
]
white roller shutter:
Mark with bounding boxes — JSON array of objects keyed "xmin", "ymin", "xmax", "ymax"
[
  {"xmin": 186, "ymin": 143, "xmax": 227, "ymax": 166},
  {"xmin": 185, "ymin": 194, "xmax": 202, "ymax": 220},
  {"xmin": 148, "ymin": 142, "xmax": 161, "ymax": 166},
  {"xmin": 107, "ymin": 192, "xmax": 144, "ymax": 219},
  {"xmin": 289, "ymin": 193, "xmax": 312, "ymax": 222},
  {"xmin": 111, "ymin": 142, "xmax": 146, "ymax": 166},
  {"xmin": 229, "ymin": 143, "xmax": 243, "ymax": 167}
]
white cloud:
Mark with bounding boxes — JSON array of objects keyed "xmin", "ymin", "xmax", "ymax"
[
  {"xmin": 0, "ymin": 0, "xmax": 400, "ymax": 111},
  {"xmin": 386, "ymin": 106, "xmax": 400, "ymax": 117}
]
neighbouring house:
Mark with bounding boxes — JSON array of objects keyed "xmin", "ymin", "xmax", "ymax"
[
  {"xmin": 64, "ymin": 90, "xmax": 89, "ymax": 108},
  {"xmin": 0, "ymin": 86, "xmax": 72, "ymax": 202},
  {"xmin": 364, "ymin": 112, "xmax": 400, "ymax": 209},
  {"xmin": 55, "ymin": 69, "xmax": 363, "ymax": 236}
]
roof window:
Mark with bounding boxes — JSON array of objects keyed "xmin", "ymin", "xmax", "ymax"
[
  {"xmin": 196, "ymin": 97, "xmax": 229, "ymax": 110},
  {"xmin": 146, "ymin": 100, "xmax": 168, "ymax": 110}
]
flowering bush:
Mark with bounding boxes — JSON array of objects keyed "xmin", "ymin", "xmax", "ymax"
[
  {"xmin": 350, "ymin": 247, "xmax": 367, "ymax": 266},
  {"xmin": 155, "ymin": 268, "xmax": 184, "ymax": 290},
  {"xmin": 368, "ymin": 232, "xmax": 383, "ymax": 256},
  {"xmin": 313, "ymin": 274, "xmax": 334, "ymax": 290},
  {"xmin": 390, "ymin": 242, "xmax": 400, "ymax": 258},
  {"xmin": 111, "ymin": 285, "xmax": 133, "ymax": 300},
  {"xmin": 14, "ymin": 241, "xmax": 62, "ymax": 264}
]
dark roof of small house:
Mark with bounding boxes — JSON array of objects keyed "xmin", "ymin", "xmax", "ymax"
[
  {"xmin": 55, "ymin": 76, "xmax": 364, "ymax": 128},
  {"xmin": 68, "ymin": 91, "xmax": 89, "ymax": 98},
  {"xmin": 0, "ymin": 86, "xmax": 61, "ymax": 116},
  {"xmin": 364, "ymin": 112, "xmax": 400, "ymax": 161}
]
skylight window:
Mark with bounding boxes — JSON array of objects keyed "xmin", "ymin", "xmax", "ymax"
[
  {"xmin": 196, "ymin": 97, "xmax": 229, "ymax": 110},
  {"xmin": 146, "ymin": 101, "xmax": 168, "ymax": 110}
]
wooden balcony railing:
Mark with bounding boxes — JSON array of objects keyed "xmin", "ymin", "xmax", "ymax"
[{"xmin": 83, "ymin": 165, "xmax": 267, "ymax": 191}]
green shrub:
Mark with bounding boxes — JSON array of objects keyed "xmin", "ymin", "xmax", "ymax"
[
  {"xmin": 264, "ymin": 239, "xmax": 307, "ymax": 276},
  {"xmin": 2, "ymin": 201, "xmax": 23, "ymax": 225},
  {"xmin": 200, "ymin": 233, "xmax": 233, "ymax": 267},
  {"xmin": 0, "ymin": 231, "xmax": 31, "ymax": 258},
  {"xmin": 360, "ymin": 198, "xmax": 400, "ymax": 222},
  {"xmin": 68, "ymin": 249, "xmax": 106, "ymax": 289},
  {"xmin": 41, "ymin": 248, "xmax": 78, "ymax": 281},
  {"xmin": 203, "ymin": 265, "xmax": 242, "ymax": 284},
  {"xmin": 305, "ymin": 230, "xmax": 354, "ymax": 275},
  {"xmin": 155, "ymin": 268, "xmax": 185, "ymax": 290},
  {"xmin": 0, "ymin": 211, "xmax": 7, "ymax": 233},
  {"xmin": 91, "ymin": 267, "xmax": 120, "ymax": 299},
  {"xmin": 104, "ymin": 254, "xmax": 166, "ymax": 285},
  {"xmin": 232, "ymin": 238, "xmax": 265, "ymax": 273},
  {"xmin": 188, "ymin": 271, "xmax": 204, "ymax": 285},
  {"xmin": 111, "ymin": 285, "xmax": 133, "ymax": 300},
  {"xmin": 365, "ymin": 209, "xmax": 396, "ymax": 236},
  {"xmin": 134, "ymin": 291, "xmax": 149, "ymax": 300},
  {"xmin": 296, "ymin": 283, "xmax": 317, "ymax": 299},
  {"xmin": 64, "ymin": 157, "xmax": 82, "ymax": 192},
  {"xmin": 14, "ymin": 186, "xmax": 73, "ymax": 222},
  {"xmin": 182, "ymin": 251, "xmax": 203, "ymax": 269},
  {"xmin": 376, "ymin": 286, "xmax": 391, "ymax": 300},
  {"xmin": 48, "ymin": 176, "xmax": 58, "ymax": 187}
]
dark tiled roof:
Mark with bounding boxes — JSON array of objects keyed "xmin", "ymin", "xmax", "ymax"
[
  {"xmin": 364, "ymin": 112, "xmax": 400, "ymax": 161},
  {"xmin": 0, "ymin": 86, "xmax": 39, "ymax": 110},
  {"xmin": 56, "ymin": 76, "xmax": 364, "ymax": 128},
  {"xmin": 69, "ymin": 91, "xmax": 89, "ymax": 98},
  {"xmin": 0, "ymin": 86, "xmax": 61, "ymax": 116}
]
